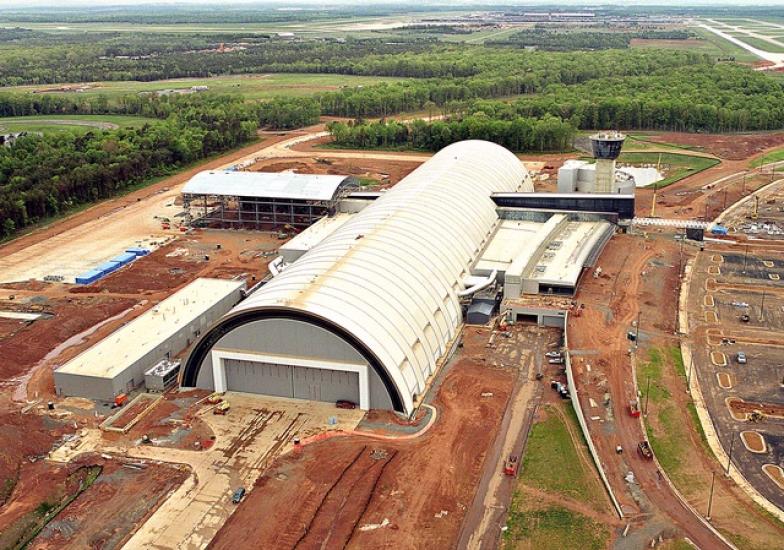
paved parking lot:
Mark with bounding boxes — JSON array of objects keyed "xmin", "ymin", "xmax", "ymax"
[{"xmin": 689, "ymin": 249, "xmax": 784, "ymax": 510}]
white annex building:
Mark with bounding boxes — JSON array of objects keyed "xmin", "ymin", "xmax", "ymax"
[{"xmin": 182, "ymin": 141, "xmax": 532, "ymax": 415}]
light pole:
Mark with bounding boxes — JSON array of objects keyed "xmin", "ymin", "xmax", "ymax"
[
  {"xmin": 759, "ymin": 290, "xmax": 767, "ymax": 322},
  {"xmin": 726, "ymin": 432, "xmax": 735, "ymax": 477},
  {"xmin": 707, "ymin": 471, "xmax": 716, "ymax": 521},
  {"xmin": 644, "ymin": 375, "xmax": 651, "ymax": 417},
  {"xmin": 686, "ymin": 356, "xmax": 694, "ymax": 394}
]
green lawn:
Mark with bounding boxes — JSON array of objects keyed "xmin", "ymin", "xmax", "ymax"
[
  {"xmin": 502, "ymin": 402, "xmax": 611, "ymax": 548},
  {"xmin": 503, "ymin": 497, "xmax": 609, "ymax": 550},
  {"xmin": 617, "ymin": 152, "xmax": 720, "ymax": 188},
  {"xmin": 2, "ymin": 73, "xmax": 403, "ymax": 102},
  {"xmin": 0, "ymin": 114, "xmax": 157, "ymax": 135},
  {"xmin": 520, "ymin": 403, "xmax": 607, "ymax": 507},
  {"xmin": 637, "ymin": 347, "xmax": 706, "ymax": 492},
  {"xmin": 751, "ymin": 147, "xmax": 784, "ymax": 168}
]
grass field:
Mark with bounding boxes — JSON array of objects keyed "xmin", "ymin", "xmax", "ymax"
[
  {"xmin": 0, "ymin": 114, "xmax": 157, "ymax": 135},
  {"xmin": 636, "ymin": 347, "xmax": 705, "ymax": 490},
  {"xmin": 686, "ymin": 27, "xmax": 760, "ymax": 63},
  {"xmin": 731, "ymin": 36, "xmax": 784, "ymax": 53},
  {"xmin": 751, "ymin": 147, "xmax": 784, "ymax": 168},
  {"xmin": 502, "ymin": 498, "xmax": 609, "ymax": 550},
  {"xmin": 617, "ymin": 152, "xmax": 720, "ymax": 188},
  {"xmin": 1, "ymin": 73, "xmax": 404, "ymax": 102},
  {"xmin": 502, "ymin": 402, "xmax": 610, "ymax": 549}
]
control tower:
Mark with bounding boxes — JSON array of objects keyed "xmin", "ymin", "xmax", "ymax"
[{"xmin": 589, "ymin": 131, "xmax": 625, "ymax": 193}]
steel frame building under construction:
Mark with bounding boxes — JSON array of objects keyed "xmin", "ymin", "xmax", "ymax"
[{"xmin": 182, "ymin": 170, "xmax": 359, "ymax": 229}]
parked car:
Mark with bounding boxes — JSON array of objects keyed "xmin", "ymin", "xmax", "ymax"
[
  {"xmin": 737, "ymin": 352, "xmax": 747, "ymax": 365},
  {"xmin": 336, "ymin": 400, "xmax": 357, "ymax": 410},
  {"xmin": 545, "ymin": 351, "xmax": 562, "ymax": 358},
  {"xmin": 231, "ymin": 487, "xmax": 246, "ymax": 504},
  {"xmin": 548, "ymin": 357, "xmax": 564, "ymax": 364}
]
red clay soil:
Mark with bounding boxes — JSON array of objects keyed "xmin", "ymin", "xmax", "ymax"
[
  {"xmin": 0, "ymin": 296, "xmax": 136, "ymax": 383},
  {"xmin": 0, "ymin": 412, "xmax": 69, "ymax": 507},
  {"xmin": 729, "ymin": 398, "xmax": 784, "ymax": 418},
  {"xmin": 208, "ymin": 359, "xmax": 515, "ymax": 550},
  {"xmin": 103, "ymin": 392, "xmax": 215, "ymax": 450},
  {"xmin": 568, "ymin": 235, "xmax": 732, "ymax": 549},
  {"xmin": 30, "ymin": 458, "xmax": 188, "ymax": 550},
  {"xmin": 635, "ymin": 161, "xmax": 772, "ymax": 219},
  {"xmin": 646, "ymin": 132, "xmax": 784, "ymax": 160},
  {"xmin": 251, "ymin": 156, "xmax": 421, "ymax": 186}
]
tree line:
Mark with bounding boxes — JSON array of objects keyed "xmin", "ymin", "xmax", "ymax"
[
  {"xmin": 485, "ymin": 29, "xmax": 692, "ymax": 51},
  {"xmin": 0, "ymin": 94, "xmax": 258, "ymax": 238},
  {"xmin": 327, "ymin": 115, "xmax": 575, "ymax": 153}
]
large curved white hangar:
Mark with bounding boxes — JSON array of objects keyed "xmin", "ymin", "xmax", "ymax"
[
  {"xmin": 183, "ymin": 141, "xmax": 527, "ymax": 414},
  {"xmin": 182, "ymin": 140, "xmax": 617, "ymax": 415}
]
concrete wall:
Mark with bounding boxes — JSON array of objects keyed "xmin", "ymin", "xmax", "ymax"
[{"xmin": 194, "ymin": 317, "xmax": 394, "ymax": 410}]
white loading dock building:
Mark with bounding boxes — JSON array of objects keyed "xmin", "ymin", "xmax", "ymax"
[
  {"xmin": 182, "ymin": 141, "xmax": 533, "ymax": 416},
  {"xmin": 54, "ymin": 278, "xmax": 245, "ymax": 401}
]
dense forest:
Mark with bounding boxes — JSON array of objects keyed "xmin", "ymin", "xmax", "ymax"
[
  {"xmin": 327, "ymin": 115, "xmax": 575, "ymax": 153},
  {"xmin": 0, "ymin": 94, "xmax": 257, "ymax": 237},
  {"xmin": 485, "ymin": 29, "xmax": 691, "ymax": 51},
  {"xmin": 3, "ymin": 23, "xmax": 784, "ymax": 238}
]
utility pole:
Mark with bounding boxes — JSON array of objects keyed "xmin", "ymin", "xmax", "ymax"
[
  {"xmin": 742, "ymin": 171, "xmax": 747, "ymax": 195},
  {"xmin": 726, "ymin": 432, "xmax": 735, "ymax": 477},
  {"xmin": 644, "ymin": 375, "xmax": 651, "ymax": 417},
  {"xmin": 686, "ymin": 356, "xmax": 694, "ymax": 394},
  {"xmin": 723, "ymin": 188, "xmax": 728, "ymax": 211},
  {"xmin": 742, "ymin": 244, "xmax": 749, "ymax": 274},
  {"xmin": 760, "ymin": 289, "xmax": 767, "ymax": 322},
  {"xmin": 635, "ymin": 311, "xmax": 641, "ymax": 347},
  {"xmin": 707, "ymin": 471, "xmax": 716, "ymax": 521}
]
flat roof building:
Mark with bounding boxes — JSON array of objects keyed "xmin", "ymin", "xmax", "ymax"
[{"xmin": 54, "ymin": 278, "xmax": 245, "ymax": 401}]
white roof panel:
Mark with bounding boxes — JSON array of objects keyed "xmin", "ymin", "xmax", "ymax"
[
  {"xmin": 182, "ymin": 170, "xmax": 355, "ymax": 201},
  {"xmin": 209, "ymin": 141, "xmax": 532, "ymax": 415}
]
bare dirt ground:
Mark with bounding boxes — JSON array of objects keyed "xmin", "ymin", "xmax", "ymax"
[
  {"xmin": 30, "ymin": 458, "xmax": 187, "ymax": 550},
  {"xmin": 646, "ymin": 132, "xmax": 784, "ymax": 160},
  {"xmin": 250, "ymin": 156, "xmax": 421, "ymax": 188},
  {"xmin": 209, "ymin": 358, "xmax": 516, "ymax": 550},
  {"xmin": 569, "ymin": 234, "xmax": 784, "ymax": 549},
  {"xmin": 636, "ymin": 162, "xmax": 773, "ymax": 219}
]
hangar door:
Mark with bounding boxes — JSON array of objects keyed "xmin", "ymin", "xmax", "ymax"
[{"xmin": 223, "ymin": 358, "xmax": 360, "ymax": 404}]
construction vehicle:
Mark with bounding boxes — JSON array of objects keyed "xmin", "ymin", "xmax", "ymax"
[
  {"xmin": 628, "ymin": 399, "xmax": 641, "ymax": 418},
  {"xmin": 504, "ymin": 455, "xmax": 519, "ymax": 476},
  {"xmin": 206, "ymin": 392, "xmax": 224, "ymax": 404},
  {"xmin": 637, "ymin": 441, "xmax": 653, "ymax": 460},
  {"xmin": 231, "ymin": 487, "xmax": 246, "ymax": 504},
  {"xmin": 213, "ymin": 400, "xmax": 231, "ymax": 415}
]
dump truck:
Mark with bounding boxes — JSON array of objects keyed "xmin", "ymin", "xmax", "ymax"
[{"xmin": 628, "ymin": 399, "xmax": 641, "ymax": 418}]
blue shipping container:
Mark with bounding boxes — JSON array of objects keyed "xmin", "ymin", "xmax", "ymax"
[
  {"xmin": 97, "ymin": 261, "xmax": 122, "ymax": 275},
  {"xmin": 75, "ymin": 270, "xmax": 104, "ymax": 285},
  {"xmin": 111, "ymin": 252, "xmax": 137, "ymax": 266}
]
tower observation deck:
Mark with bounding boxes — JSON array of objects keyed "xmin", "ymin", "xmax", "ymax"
[{"xmin": 589, "ymin": 131, "xmax": 626, "ymax": 193}]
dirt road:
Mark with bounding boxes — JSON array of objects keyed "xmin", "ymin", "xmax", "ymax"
[{"xmin": 568, "ymin": 235, "xmax": 733, "ymax": 549}]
